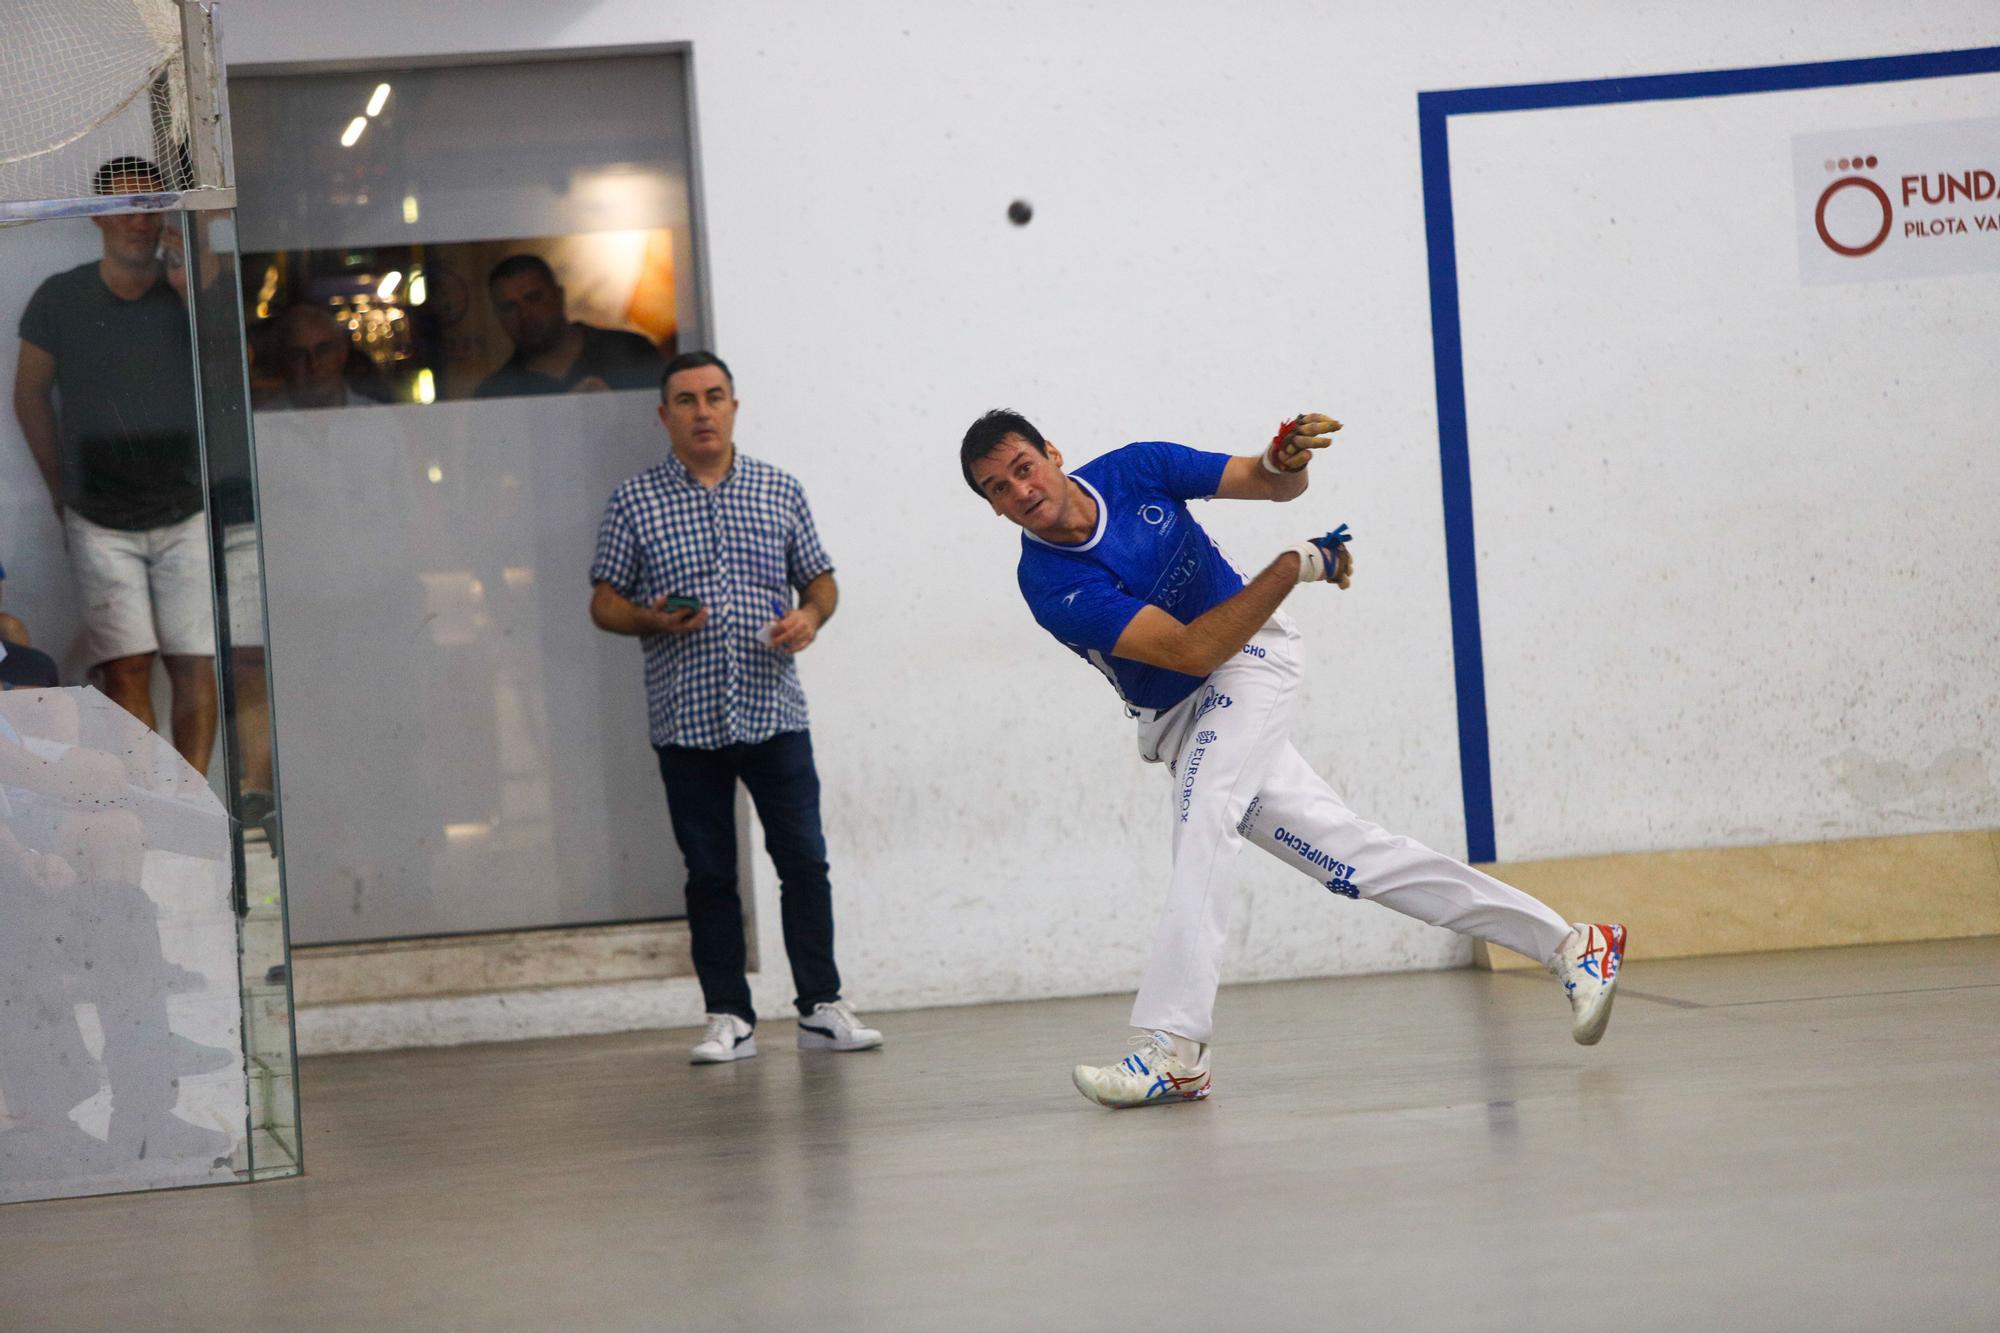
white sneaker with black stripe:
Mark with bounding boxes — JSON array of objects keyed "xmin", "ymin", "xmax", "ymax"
[
  {"xmin": 689, "ymin": 1013, "xmax": 756, "ymax": 1064},
  {"xmin": 797, "ymin": 1000, "xmax": 883, "ymax": 1051}
]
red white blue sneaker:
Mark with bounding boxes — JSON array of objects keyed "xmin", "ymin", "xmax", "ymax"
[
  {"xmin": 1072, "ymin": 1031, "xmax": 1211, "ymax": 1108},
  {"xmin": 1549, "ymin": 923, "xmax": 1627, "ymax": 1046}
]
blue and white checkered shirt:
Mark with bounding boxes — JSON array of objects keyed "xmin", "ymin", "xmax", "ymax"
[{"xmin": 590, "ymin": 449, "xmax": 834, "ymax": 750}]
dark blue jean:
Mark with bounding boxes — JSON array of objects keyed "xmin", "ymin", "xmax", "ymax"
[{"xmin": 655, "ymin": 729, "xmax": 841, "ymax": 1024}]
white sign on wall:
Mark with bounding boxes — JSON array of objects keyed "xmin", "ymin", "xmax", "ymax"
[{"xmin": 1795, "ymin": 115, "xmax": 2000, "ymax": 284}]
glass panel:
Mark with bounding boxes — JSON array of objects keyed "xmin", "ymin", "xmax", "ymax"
[
  {"xmin": 0, "ymin": 688, "xmax": 244, "ymax": 1203},
  {"xmin": 180, "ymin": 209, "xmax": 301, "ymax": 1179},
  {"xmin": 227, "ymin": 54, "xmax": 705, "ymax": 944},
  {"xmin": 1, "ymin": 199, "xmax": 297, "ymax": 1202}
]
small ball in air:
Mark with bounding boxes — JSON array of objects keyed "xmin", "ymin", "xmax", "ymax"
[{"xmin": 1007, "ymin": 199, "xmax": 1033, "ymax": 226}]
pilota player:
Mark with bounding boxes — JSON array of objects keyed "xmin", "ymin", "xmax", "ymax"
[{"xmin": 959, "ymin": 408, "xmax": 1625, "ymax": 1108}]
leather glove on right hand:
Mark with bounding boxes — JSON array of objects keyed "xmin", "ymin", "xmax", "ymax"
[{"xmin": 1263, "ymin": 413, "xmax": 1344, "ymax": 474}]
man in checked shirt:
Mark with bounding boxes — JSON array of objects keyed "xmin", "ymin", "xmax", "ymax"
[{"xmin": 590, "ymin": 352, "xmax": 883, "ymax": 1064}]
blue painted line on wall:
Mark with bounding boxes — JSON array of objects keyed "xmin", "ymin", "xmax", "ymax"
[
  {"xmin": 1417, "ymin": 101, "xmax": 1496, "ymax": 865},
  {"xmin": 1417, "ymin": 44, "xmax": 2000, "ymax": 867}
]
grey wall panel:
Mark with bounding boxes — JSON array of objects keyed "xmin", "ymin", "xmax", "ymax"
[{"xmin": 256, "ymin": 395, "xmax": 687, "ymax": 943}]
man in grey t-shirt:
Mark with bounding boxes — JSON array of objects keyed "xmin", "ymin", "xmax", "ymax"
[{"xmin": 10, "ymin": 157, "xmax": 216, "ymax": 772}]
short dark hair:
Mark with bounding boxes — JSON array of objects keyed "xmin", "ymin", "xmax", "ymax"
[
  {"xmin": 92, "ymin": 155, "xmax": 163, "ymax": 195},
  {"xmin": 274, "ymin": 301, "xmax": 343, "ymax": 342},
  {"xmin": 959, "ymin": 409, "xmax": 1049, "ymax": 497},
  {"xmin": 660, "ymin": 350, "xmax": 734, "ymax": 403},
  {"xmin": 486, "ymin": 253, "xmax": 557, "ymax": 288}
]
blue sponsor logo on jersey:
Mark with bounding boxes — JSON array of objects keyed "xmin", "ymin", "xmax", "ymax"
[
  {"xmin": 1240, "ymin": 643, "xmax": 1266, "ymax": 658},
  {"xmin": 1149, "ymin": 548, "xmax": 1201, "ymax": 612}
]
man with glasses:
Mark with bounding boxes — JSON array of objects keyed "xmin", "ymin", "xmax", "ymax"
[{"xmin": 265, "ymin": 302, "xmax": 376, "ymax": 411}]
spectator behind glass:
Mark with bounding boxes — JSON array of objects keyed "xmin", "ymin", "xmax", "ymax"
[
  {"xmin": 0, "ymin": 559, "xmax": 62, "ymax": 689},
  {"xmin": 474, "ymin": 253, "xmax": 663, "ymax": 399},
  {"xmin": 266, "ymin": 303, "xmax": 378, "ymax": 411},
  {"xmin": 10, "ymin": 157, "xmax": 215, "ymax": 768},
  {"xmin": 0, "ymin": 558, "xmax": 24, "ymax": 646}
]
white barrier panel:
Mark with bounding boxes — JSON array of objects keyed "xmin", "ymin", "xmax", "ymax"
[{"xmin": 0, "ymin": 687, "xmax": 247, "ymax": 1204}]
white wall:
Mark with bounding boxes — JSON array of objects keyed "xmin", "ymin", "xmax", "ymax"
[
  {"xmin": 1453, "ymin": 79, "xmax": 2000, "ymax": 859},
  {"xmin": 218, "ymin": 1, "xmax": 2000, "ymax": 1039}
]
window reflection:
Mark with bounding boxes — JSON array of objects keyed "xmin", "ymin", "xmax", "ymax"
[{"xmin": 245, "ymin": 230, "xmax": 679, "ymax": 407}]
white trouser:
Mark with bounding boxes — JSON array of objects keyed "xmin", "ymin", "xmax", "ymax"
[{"xmin": 1129, "ymin": 617, "xmax": 1572, "ymax": 1043}]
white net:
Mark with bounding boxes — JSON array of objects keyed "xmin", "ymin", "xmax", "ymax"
[{"xmin": 0, "ymin": 0, "xmax": 219, "ymax": 212}]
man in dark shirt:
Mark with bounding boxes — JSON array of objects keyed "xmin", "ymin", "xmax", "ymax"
[
  {"xmin": 10, "ymin": 157, "xmax": 216, "ymax": 770},
  {"xmin": 473, "ymin": 254, "xmax": 663, "ymax": 398},
  {"xmin": 0, "ymin": 557, "xmax": 25, "ymax": 650}
]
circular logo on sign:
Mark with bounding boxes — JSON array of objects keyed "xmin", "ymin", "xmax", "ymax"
[{"xmin": 1815, "ymin": 176, "xmax": 1893, "ymax": 257}]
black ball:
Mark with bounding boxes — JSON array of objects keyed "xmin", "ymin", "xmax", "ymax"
[{"xmin": 1007, "ymin": 199, "xmax": 1033, "ymax": 226}]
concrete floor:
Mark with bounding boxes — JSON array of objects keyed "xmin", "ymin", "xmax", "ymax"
[{"xmin": 3, "ymin": 938, "xmax": 1997, "ymax": 1330}]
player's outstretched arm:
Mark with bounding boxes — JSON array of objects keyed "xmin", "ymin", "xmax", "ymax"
[
  {"xmin": 1214, "ymin": 413, "xmax": 1342, "ymax": 502},
  {"xmin": 1111, "ymin": 529, "xmax": 1354, "ymax": 677}
]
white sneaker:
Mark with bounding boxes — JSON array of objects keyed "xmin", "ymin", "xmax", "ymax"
[
  {"xmin": 1072, "ymin": 1030, "xmax": 1211, "ymax": 1108},
  {"xmin": 1548, "ymin": 922, "xmax": 1627, "ymax": 1046},
  {"xmin": 797, "ymin": 1000, "xmax": 883, "ymax": 1052},
  {"xmin": 689, "ymin": 1013, "xmax": 757, "ymax": 1064}
]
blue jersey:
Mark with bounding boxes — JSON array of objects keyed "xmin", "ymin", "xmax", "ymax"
[{"xmin": 1017, "ymin": 441, "xmax": 1244, "ymax": 711}]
